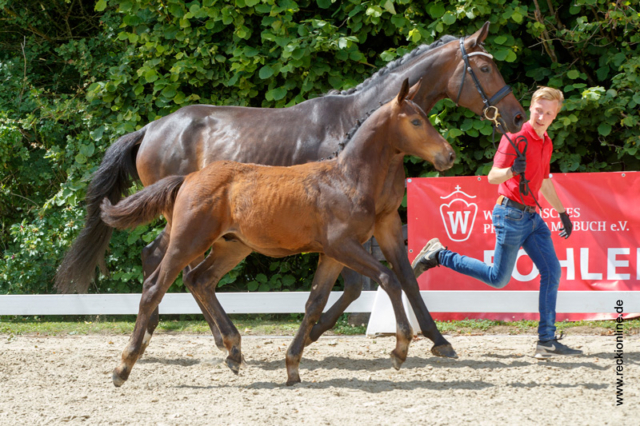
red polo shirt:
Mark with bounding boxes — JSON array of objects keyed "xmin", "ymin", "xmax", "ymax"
[{"xmin": 493, "ymin": 121, "xmax": 553, "ymax": 207}]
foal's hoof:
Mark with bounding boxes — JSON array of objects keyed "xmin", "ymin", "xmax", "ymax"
[
  {"xmin": 112, "ymin": 371, "xmax": 126, "ymax": 387},
  {"xmin": 225, "ymin": 357, "xmax": 242, "ymax": 375},
  {"xmin": 286, "ymin": 376, "xmax": 301, "ymax": 386},
  {"xmin": 389, "ymin": 351, "xmax": 405, "ymax": 370},
  {"xmin": 431, "ymin": 343, "xmax": 458, "ymax": 359}
]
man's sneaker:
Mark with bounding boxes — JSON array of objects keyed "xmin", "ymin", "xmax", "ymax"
[
  {"xmin": 411, "ymin": 238, "xmax": 445, "ymax": 278},
  {"xmin": 534, "ymin": 334, "xmax": 583, "ymax": 359}
]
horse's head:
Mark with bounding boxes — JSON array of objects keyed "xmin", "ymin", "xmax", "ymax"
[
  {"xmin": 421, "ymin": 22, "xmax": 526, "ymax": 134},
  {"xmin": 392, "ymin": 79, "xmax": 455, "ymax": 171}
]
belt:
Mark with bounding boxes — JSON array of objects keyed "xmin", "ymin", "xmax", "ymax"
[{"xmin": 497, "ymin": 195, "xmax": 536, "ymax": 213}]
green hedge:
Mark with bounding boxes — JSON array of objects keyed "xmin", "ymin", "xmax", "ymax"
[{"xmin": 1, "ymin": 0, "xmax": 639, "ymax": 294}]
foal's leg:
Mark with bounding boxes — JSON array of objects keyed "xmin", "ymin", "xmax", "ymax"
[
  {"xmin": 327, "ymin": 241, "xmax": 413, "ymax": 370},
  {"xmin": 305, "ymin": 267, "xmax": 361, "ymax": 345},
  {"xmin": 113, "ymin": 246, "xmax": 200, "ymax": 387},
  {"xmin": 140, "ymin": 227, "xmax": 226, "ymax": 355},
  {"xmin": 183, "ymin": 253, "xmax": 227, "ymax": 353},
  {"xmin": 183, "ymin": 240, "xmax": 253, "ymax": 374},
  {"xmin": 374, "ymin": 212, "xmax": 457, "ymax": 358},
  {"xmin": 139, "ymin": 227, "xmax": 169, "ymax": 356},
  {"xmin": 286, "ymin": 255, "xmax": 344, "ymax": 385}
]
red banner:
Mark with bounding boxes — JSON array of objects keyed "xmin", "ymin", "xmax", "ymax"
[{"xmin": 407, "ymin": 172, "xmax": 640, "ymax": 321}]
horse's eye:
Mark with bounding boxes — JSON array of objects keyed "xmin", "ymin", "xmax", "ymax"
[
  {"xmin": 481, "ymin": 66, "xmax": 490, "ymax": 73},
  {"xmin": 411, "ymin": 119, "xmax": 421, "ymax": 126}
]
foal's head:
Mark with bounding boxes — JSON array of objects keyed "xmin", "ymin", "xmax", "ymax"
[{"xmin": 390, "ymin": 79, "xmax": 455, "ymax": 171}]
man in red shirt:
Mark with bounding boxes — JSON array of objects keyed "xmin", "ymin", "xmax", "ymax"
[{"xmin": 412, "ymin": 87, "xmax": 582, "ymax": 359}]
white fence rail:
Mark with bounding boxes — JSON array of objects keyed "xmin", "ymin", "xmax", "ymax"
[{"xmin": 0, "ymin": 291, "xmax": 638, "ymax": 316}]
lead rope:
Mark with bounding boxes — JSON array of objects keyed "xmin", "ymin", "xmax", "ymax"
[{"xmin": 485, "ymin": 108, "xmax": 544, "ymax": 212}]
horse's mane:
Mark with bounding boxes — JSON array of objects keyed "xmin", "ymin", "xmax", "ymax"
[
  {"xmin": 319, "ymin": 103, "xmax": 384, "ymax": 161},
  {"xmin": 326, "ymin": 35, "xmax": 458, "ymax": 97}
]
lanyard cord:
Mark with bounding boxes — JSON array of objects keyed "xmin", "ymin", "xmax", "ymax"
[{"xmin": 490, "ymin": 124, "xmax": 544, "ymax": 212}]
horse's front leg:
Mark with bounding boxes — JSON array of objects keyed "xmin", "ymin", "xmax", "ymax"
[
  {"xmin": 305, "ymin": 267, "xmax": 363, "ymax": 346},
  {"xmin": 286, "ymin": 255, "xmax": 344, "ymax": 385},
  {"xmin": 373, "ymin": 212, "xmax": 457, "ymax": 359},
  {"xmin": 327, "ymin": 241, "xmax": 413, "ymax": 370}
]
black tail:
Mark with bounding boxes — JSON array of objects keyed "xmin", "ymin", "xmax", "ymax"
[
  {"xmin": 100, "ymin": 176, "xmax": 185, "ymax": 230},
  {"xmin": 55, "ymin": 128, "xmax": 145, "ymax": 293}
]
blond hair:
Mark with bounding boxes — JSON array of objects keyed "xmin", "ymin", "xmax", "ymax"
[{"xmin": 531, "ymin": 86, "xmax": 564, "ymax": 111}]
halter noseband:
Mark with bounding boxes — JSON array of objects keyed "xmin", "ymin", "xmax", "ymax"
[{"xmin": 454, "ymin": 37, "xmax": 513, "ymax": 127}]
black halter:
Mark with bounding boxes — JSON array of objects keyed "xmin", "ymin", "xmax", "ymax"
[
  {"xmin": 454, "ymin": 37, "xmax": 513, "ymax": 124},
  {"xmin": 454, "ymin": 37, "xmax": 543, "ymax": 212}
]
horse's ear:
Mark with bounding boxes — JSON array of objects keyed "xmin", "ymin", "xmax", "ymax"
[
  {"xmin": 397, "ymin": 78, "xmax": 410, "ymax": 105},
  {"xmin": 466, "ymin": 21, "xmax": 490, "ymax": 49},
  {"xmin": 407, "ymin": 78, "xmax": 422, "ymax": 100}
]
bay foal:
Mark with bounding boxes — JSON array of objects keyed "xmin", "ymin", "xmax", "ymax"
[{"xmin": 101, "ymin": 79, "xmax": 455, "ymax": 386}]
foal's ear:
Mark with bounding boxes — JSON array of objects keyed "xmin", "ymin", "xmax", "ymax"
[
  {"xmin": 466, "ymin": 21, "xmax": 490, "ymax": 49},
  {"xmin": 407, "ymin": 78, "xmax": 423, "ymax": 101},
  {"xmin": 397, "ymin": 78, "xmax": 410, "ymax": 105}
]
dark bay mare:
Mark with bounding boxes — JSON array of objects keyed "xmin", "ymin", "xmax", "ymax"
[
  {"xmin": 57, "ymin": 22, "xmax": 525, "ymax": 359},
  {"xmin": 101, "ymin": 79, "xmax": 456, "ymax": 386}
]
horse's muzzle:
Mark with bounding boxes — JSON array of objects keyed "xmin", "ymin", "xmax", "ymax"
[{"xmin": 434, "ymin": 149, "xmax": 456, "ymax": 171}]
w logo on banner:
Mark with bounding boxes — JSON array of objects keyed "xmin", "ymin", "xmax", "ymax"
[{"xmin": 439, "ymin": 185, "xmax": 478, "ymax": 242}]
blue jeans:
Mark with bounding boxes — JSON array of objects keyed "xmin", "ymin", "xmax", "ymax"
[{"xmin": 438, "ymin": 203, "xmax": 561, "ymax": 341}]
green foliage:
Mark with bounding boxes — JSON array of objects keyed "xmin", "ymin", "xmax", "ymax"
[{"xmin": 1, "ymin": 0, "xmax": 638, "ymax": 294}]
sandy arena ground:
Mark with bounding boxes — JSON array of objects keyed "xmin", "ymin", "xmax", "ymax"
[{"xmin": 0, "ymin": 333, "xmax": 637, "ymax": 425}]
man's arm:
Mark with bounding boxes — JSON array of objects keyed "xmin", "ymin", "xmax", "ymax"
[
  {"xmin": 539, "ymin": 178, "xmax": 565, "ymax": 213},
  {"xmin": 487, "ymin": 166, "xmax": 514, "ymax": 185},
  {"xmin": 540, "ymin": 178, "xmax": 573, "ymax": 238}
]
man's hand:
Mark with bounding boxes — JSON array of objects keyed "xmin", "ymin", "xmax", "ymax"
[
  {"xmin": 511, "ymin": 155, "xmax": 526, "ymax": 176},
  {"xmin": 559, "ymin": 212, "xmax": 572, "ymax": 239}
]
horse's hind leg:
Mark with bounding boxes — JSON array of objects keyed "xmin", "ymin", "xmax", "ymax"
[
  {"xmin": 305, "ymin": 267, "xmax": 361, "ymax": 346},
  {"xmin": 183, "ymin": 253, "xmax": 226, "ymax": 354},
  {"xmin": 140, "ymin": 227, "xmax": 226, "ymax": 355},
  {"xmin": 113, "ymin": 247, "xmax": 197, "ymax": 387},
  {"xmin": 286, "ymin": 255, "xmax": 344, "ymax": 385},
  {"xmin": 327, "ymin": 241, "xmax": 413, "ymax": 370},
  {"xmin": 139, "ymin": 227, "xmax": 170, "ymax": 356},
  {"xmin": 183, "ymin": 240, "xmax": 253, "ymax": 375}
]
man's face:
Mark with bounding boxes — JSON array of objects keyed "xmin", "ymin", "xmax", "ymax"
[{"xmin": 529, "ymin": 99, "xmax": 560, "ymax": 136}]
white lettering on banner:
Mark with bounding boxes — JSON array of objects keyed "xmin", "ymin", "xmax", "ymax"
[
  {"xmin": 483, "ymin": 250, "xmax": 541, "ymax": 281},
  {"xmin": 483, "ymin": 210, "xmax": 493, "ymax": 220},
  {"xmin": 560, "ymin": 248, "xmax": 575, "ymax": 280},
  {"xmin": 439, "ymin": 186, "xmax": 478, "ymax": 242},
  {"xmin": 540, "ymin": 207, "xmax": 581, "ymax": 219},
  {"xmin": 483, "ymin": 223, "xmax": 495, "ymax": 234},
  {"xmin": 555, "ymin": 221, "xmax": 608, "ymax": 232},
  {"xmin": 484, "ymin": 250, "xmax": 494, "ymax": 266},
  {"xmin": 611, "ymin": 221, "xmax": 629, "ymax": 232},
  {"xmin": 581, "ymin": 248, "xmax": 602, "ymax": 280},
  {"xmin": 608, "ymin": 248, "xmax": 631, "ymax": 280},
  {"xmin": 447, "ymin": 211, "xmax": 472, "ymax": 235},
  {"xmin": 482, "ymin": 248, "xmax": 638, "ymax": 282},
  {"xmin": 512, "ymin": 249, "xmax": 539, "ymax": 281}
]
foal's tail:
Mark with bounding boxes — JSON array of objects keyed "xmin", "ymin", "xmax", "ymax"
[
  {"xmin": 100, "ymin": 176, "xmax": 185, "ymax": 230},
  {"xmin": 55, "ymin": 128, "xmax": 145, "ymax": 294}
]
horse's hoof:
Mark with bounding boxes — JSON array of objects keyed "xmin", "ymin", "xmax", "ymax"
[
  {"xmin": 225, "ymin": 357, "xmax": 241, "ymax": 375},
  {"xmin": 389, "ymin": 351, "xmax": 405, "ymax": 370},
  {"xmin": 112, "ymin": 371, "xmax": 126, "ymax": 387},
  {"xmin": 431, "ymin": 343, "xmax": 458, "ymax": 359},
  {"xmin": 286, "ymin": 377, "xmax": 301, "ymax": 386}
]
